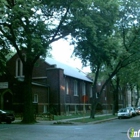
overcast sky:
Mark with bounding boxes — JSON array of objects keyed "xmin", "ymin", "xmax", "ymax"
[{"xmin": 50, "ymin": 39, "xmax": 91, "ymax": 73}]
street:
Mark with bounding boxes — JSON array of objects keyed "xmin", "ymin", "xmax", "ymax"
[{"xmin": 1, "ymin": 116, "xmax": 140, "ymax": 140}]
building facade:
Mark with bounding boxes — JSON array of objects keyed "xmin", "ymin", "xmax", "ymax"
[{"xmin": 0, "ymin": 54, "xmax": 93, "ymax": 114}]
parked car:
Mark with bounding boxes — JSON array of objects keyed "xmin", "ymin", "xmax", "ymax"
[
  {"xmin": 136, "ymin": 107, "xmax": 140, "ymax": 115},
  {"xmin": 118, "ymin": 108, "xmax": 132, "ymax": 119},
  {"xmin": 0, "ymin": 110, "xmax": 15, "ymax": 124},
  {"xmin": 126, "ymin": 107, "xmax": 137, "ymax": 116}
]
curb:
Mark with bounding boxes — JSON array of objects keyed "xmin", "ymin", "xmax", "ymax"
[
  {"xmin": 91, "ymin": 117, "xmax": 117, "ymax": 124},
  {"xmin": 51, "ymin": 117, "xmax": 117, "ymax": 125},
  {"xmin": 13, "ymin": 115, "xmax": 117, "ymax": 125}
]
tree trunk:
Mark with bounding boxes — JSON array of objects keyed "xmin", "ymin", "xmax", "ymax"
[
  {"xmin": 135, "ymin": 85, "xmax": 139, "ymax": 107},
  {"xmin": 111, "ymin": 77, "xmax": 119, "ymax": 115},
  {"xmin": 112, "ymin": 92, "xmax": 118, "ymax": 115},
  {"xmin": 112, "ymin": 104, "xmax": 115, "ymax": 115},
  {"xmin": 90, "ymin": 64, "xmax": 100, "ymax": 118},
  {"xmin": 22, "ymin": 63, "xmax": 35, "ymax": 124},
  {"xmin": 90, "ymin": 99, "xmax": 98, "ymax": 118}
]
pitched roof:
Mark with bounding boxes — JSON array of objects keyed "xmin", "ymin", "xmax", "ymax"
[{"xmin": 45, "ymin": 57, "xmax": 92, "ymax": 83}]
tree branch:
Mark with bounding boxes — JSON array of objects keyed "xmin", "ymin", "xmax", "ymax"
[
  {"xmin": 1, "ymin": 23, "xmax": 25, "ymax": 64},
  {"xmin": 122, "ymin": 25, "xmax": 129, "ymax": 51},
  {"xmin": 49, "ymin": 4, "xmax": 71, "ymax": 43},
  {"xmin": 49, "ymin": 33, "xmax": 69, "ymax": 44}
]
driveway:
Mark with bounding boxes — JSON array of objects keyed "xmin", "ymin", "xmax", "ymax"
[{"xmin": 0, "ymin": 115, "xmax": 140, "ymax": 140}]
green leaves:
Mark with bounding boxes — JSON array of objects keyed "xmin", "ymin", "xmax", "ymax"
[
  {"xmin": 71, "ymin": 0, "xmax": 140, "ymax": 96},
  {"xmin": 72, "ymin": 0, "xmax": 119, "ymax": 68}
]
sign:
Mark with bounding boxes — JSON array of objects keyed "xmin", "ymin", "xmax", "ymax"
[
  {"xmin": 82, "ymin": 95, "xmax": 88, "ymax": 103},
  {"xmin": 127, "ymin": 127, "xmax": 140, "ymax": 139},
  {"xmin": 0, "ymin": 82, "xmax": 8, "ymax": 89}
]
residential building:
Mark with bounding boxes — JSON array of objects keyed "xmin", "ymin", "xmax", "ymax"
[
  {"xmin": 45, "ymin": 57, "xmax": 93, "ymax": 114},
  {"xmin": 0, "ymin": 53, "xmax": 93, "ymax": 115}
]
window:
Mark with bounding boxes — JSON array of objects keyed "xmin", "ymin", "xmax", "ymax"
[
  {"xmin": 43, "ymin": 105, "xmax": 47, "ymax": 113},
  {"xmin": 66, "ymin": 80, "xmax": 69, "ymax": 95},
  {"xmin": 90, "ymin": 86, "xmax": 92, "ymax": 97},
  {"xmin": 74, "ymin": 80, "xmax": 78, "ymax": 96},
  {"xmin": 33, "ymin": 94, "xmax": 38, "ymax": 103},
  {"xmin": 96, "ymin": 92, "xmax": 99, "ymax": 98},
  {"xmin": 16, "ymin": 54, "xmax": 26, "ymax": 77},
  {"xmin": 120, "ymin": 94, "xmax": 123, "ymax": 100},
  {"xmin": 82, "ymin": 82, "xmax": 86, "ymax": 95},
  {"xmin": 16, "ymin": 58, "xmax": 23, "ymax": 77},
  {"xmin": 75, "ymin": 105, "xmax": 78, "ymax": 113}
]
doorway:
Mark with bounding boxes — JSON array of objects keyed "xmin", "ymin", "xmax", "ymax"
[{"xmin": 3, "ymin": 92, "xmax": 13, "ymax": 110}]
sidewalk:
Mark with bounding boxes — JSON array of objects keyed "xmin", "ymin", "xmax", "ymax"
[
  {"xmin": 36, "ymin": 114, "xmax": 117, "ymax": 125},
  {"xmin": 13, "ymin": 114, "xmax": 117, "ymax": 125},
  {"xmin": 52, "ymin": 114, "xmax": 111, "ymax": 121}
]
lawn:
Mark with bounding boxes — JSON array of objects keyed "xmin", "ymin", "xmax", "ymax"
[
  {"xmin": 16, "ymin": 112, "xmax": 116, "ymax": 123},
  {"xmin": 54, "ymin": 112, "xmax": 90, "ymax": 120},
  {"xmin": 70, "ymin": 115, "xmax": 117, "ymax": 123}
]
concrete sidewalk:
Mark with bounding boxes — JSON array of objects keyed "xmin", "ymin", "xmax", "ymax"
[
  {"xmin": 13, "ymin": 114, "xmax": 117, "ymax": 125},
  {"xmin": 37, "ymin": 114, "xmax": 117, "ymax": 125}
]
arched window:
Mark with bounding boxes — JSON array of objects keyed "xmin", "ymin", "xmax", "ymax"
[
  {"xmin": 16, "ymin": 58, "xmax": 23, "ymax": 77},
  {"xmin": 16, "ymin": 54, "xmax": 26, "ymax": 77}
]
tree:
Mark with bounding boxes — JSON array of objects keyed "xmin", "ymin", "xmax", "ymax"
[
  {"xmin": 117, "ymin": 61, "xmax": 140, "ymax": 107},
  {"xmin": 0, "ymin": 49, "xmax": 7, "ymax": 75},
  {"xmin": 72, "ymin": 0, "xmax": 140, "ymax": 118},
  {"xmin": 72, "ymin": 0, "xmax": 120, "ymax": 118},
  {"xmin": 0, "ymin": 38, "xmax": 11, "ymax": 75},
  {"xmin": 0, "ymin": 0, "xmax": 93, "ymax": 123}
]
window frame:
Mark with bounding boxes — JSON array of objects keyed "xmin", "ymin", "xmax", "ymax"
[
  {"xmin": 16, "ymin": 58, "xmax": 23, "ymax": 77},
  {"xmin": 74, "ymin": 80, "xmax": 78, "ymax": 96},
  {"xmin": 33, "ymin": 94, "xmax": 38, "ymax": 103},
  {"xmin": 66, "ymin": 80, "xmax": 69, "ymax": 95}
]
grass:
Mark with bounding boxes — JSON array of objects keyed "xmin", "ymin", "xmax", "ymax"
[
  {"xmin": 14, "ymin": 113, "xmax": 117, "ymax": 125},
  {"xmin": 54, "ymin": 112, "xmax": 90, "ymax": 120},
  {"xmin": 71, "ymin": 115, "xmax": 116, "ymax": 123},
  {"xmin": 36, "ymin": 112, "xmax": 116, "ymax": 122},
  {"xmin": 15, "ymin": 112, "xmax": 116, "ymax": 124},
  {"xmin": 16, "ymin": 114, "xmax": 87, "ymax": 121}
]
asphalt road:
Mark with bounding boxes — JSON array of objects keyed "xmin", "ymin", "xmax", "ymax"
[{"xmin": 1, "ymin": 116, "xmax": 140, "ymax": 140}]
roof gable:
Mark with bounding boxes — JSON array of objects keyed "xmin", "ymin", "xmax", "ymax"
[{"xmin": 45, "ymin": 57, "xmax": 92, "ymax": 83}]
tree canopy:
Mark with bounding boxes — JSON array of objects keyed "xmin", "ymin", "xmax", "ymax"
[
  {"xmin": 1, "ymin": 0, "xmax": 140, "ymax": 121},
  {"xmin": 0, "ymin": 0, "xmax": 93, "ymax": 123},
  {"xmin": 72, "ymin": 0, "xmax": 140, "ymax": 117}
]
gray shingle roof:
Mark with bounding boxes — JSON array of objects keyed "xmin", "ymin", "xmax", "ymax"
[{"xmin": 45, "ymin": 57, "xmax": 92, "ymax": 83}]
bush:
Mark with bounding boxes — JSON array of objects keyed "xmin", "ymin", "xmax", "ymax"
[{"xmin": 96, "ymin": 103, "xmax": 103, "ymax": 113}]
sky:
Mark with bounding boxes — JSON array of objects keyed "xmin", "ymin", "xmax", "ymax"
[{"xmin": 50, "ymin": 39, "xmax": 91, "ymax": 73}]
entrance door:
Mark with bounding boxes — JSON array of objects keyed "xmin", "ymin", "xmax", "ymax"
[{"xmin": 3, "ymin": 92, "xmax": 13, "ymax": 110}]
